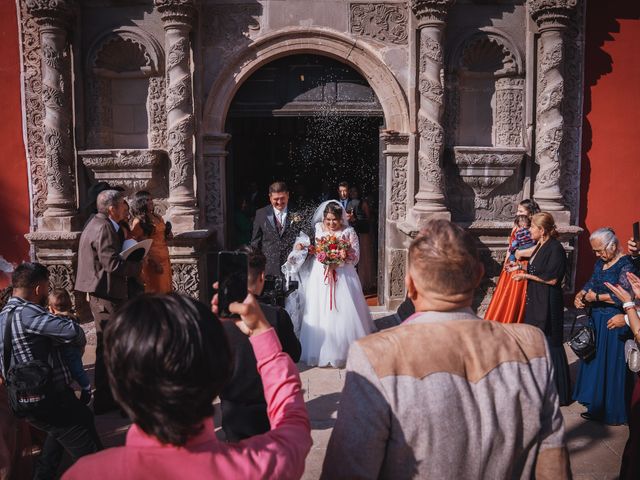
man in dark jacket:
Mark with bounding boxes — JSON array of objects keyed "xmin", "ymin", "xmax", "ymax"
[
  {"xmin": 220, "ymin": 246, "xmax": 301, "ymax": 441},
  {"xmin": 75, "ymin": 190, "xmax": 141, "ymax": 413}
]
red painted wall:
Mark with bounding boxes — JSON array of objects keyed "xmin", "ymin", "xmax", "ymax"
[
  {"xmin": 0, "ymin": 1, "xmax": 30, "ymax": 288},
  {"xmin": 576, "ymin": 1, "xmax": 640, "ymax": 289}
]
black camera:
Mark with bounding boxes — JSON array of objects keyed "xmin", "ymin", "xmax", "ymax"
[{"xmin": 259, "ymin": 275, "xmax": 299, "ymax": 307}]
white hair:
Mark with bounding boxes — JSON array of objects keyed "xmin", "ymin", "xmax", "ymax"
[
  {"xmin": 589, "ymin": 227, "xmax": 619, "ymax": 253},
  {"xmin": 96, "ymin": 190, "xmax": 124, "ymax": 215}
]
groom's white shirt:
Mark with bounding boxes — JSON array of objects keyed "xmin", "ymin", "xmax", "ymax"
[{"xmin": 273, "ymin": 206, "xmax": 287, "ymax": 227}]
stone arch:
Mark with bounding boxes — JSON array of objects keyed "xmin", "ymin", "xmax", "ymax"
[
  {"xmin": 202, "ymin": 27, "xmax": 410, "ymax": 134},
  {"xmin": 87, "ymin": 27, "xmax": 164, "ymax": 77},
  {"xmin": 449, "ymin": 29, "xmax": 523, "ymax": 76}
]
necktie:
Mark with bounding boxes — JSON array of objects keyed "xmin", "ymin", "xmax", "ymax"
[{"xmin": 275, "ymin": 212, "xmax": 283, "ymax": 233}]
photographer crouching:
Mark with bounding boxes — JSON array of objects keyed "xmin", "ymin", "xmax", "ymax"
[{"xmin": 219, "ymin": 246, "xmax": 301, "ymax": 441}]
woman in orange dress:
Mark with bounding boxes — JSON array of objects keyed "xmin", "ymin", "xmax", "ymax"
[
  {"xmin": 130, "ymin": 191, "xmax": 173, "ymax": 294},
  {"xmin": 484, "ymin": 199, "xmax": 540, "ymax": 323}
]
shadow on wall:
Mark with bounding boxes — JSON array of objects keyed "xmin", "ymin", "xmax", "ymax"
[{"xmin": 577, "ymin": 0, "xmax": 640, "ymax": 289}]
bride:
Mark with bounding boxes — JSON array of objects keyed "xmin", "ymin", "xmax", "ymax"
[{"xmin": 290, "ymin": 200, "xmax": 373, "ymax": 368}]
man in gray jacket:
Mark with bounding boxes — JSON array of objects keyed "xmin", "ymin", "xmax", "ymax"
[
  {"xmin": 322, "ymin": 219, "xmax": 571, "ymax": 479},
  {"xmin": 75, "ymin": 189, "xmax": 141, "ymax": 414}
]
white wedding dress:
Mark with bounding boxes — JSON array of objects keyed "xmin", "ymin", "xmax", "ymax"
[{"xmin": 299, "ymin": 222, "xmax": 373, "ymax": 368}]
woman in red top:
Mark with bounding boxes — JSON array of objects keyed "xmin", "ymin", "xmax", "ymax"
[{"xmin": 484, "ymin": 199, "xmax": 540, "ymax": 323}]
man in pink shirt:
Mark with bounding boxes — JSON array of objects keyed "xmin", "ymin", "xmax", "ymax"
[{"xmin": 63, "ymin": 292, "xmax": 312, "ymax": 479}]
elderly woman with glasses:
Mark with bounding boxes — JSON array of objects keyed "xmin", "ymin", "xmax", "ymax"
[{"xmin": 573, "ymin": 227, "xmax": 638, "ymax": 425}]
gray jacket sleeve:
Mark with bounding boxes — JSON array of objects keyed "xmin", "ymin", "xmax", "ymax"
[
  {"xmin": 321, "ymin": 342, "xmax": 390, "ymax": 479},
  {"xmin": 535, "ymin": 342, "xmax": 572, "ymax": 480}
]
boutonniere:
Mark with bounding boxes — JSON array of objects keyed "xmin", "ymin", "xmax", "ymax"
[{"xmin": 291, "ymin": 213, "xmax": 302, "ymax": 224}]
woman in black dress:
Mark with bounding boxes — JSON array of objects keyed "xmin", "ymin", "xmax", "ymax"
[{"xmin": 512, "ymin": 212, "xmax": 571, "ymax": 405}]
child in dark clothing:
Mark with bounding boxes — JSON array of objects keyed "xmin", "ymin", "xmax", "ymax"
[
  {"xmin": 508, "ymin": 214, "xmax": 536, "ymax": 262},
  {"xmin": 48, "ymin": 289, "xmax": 92, "ymax": 405}
]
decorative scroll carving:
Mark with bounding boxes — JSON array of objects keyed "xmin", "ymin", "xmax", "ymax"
[
  {"xmin": 26, "ymin": 0, "xmax": 77, "ymax": 221},
  {"xmin": 171, "ymin": 262, "xmax": 199, "ymax": 299},
  {"xmin": 412, "ymin": 0, "xmax": 453, "ymax": 215},
  {"xmin": 203, "ymin": 134, "xmax": 229, "ymax": 228},
  {"xmin": 389, "ymin": 249, "xmax": 407, "ymax": 299},
  {"xmin": 410, "ymin": 0, "xmax": 455, "ymax": 22},
  {"xmin": 94, "ymin": 37, "xmax": 151, "ymax": 73},
  {"xmin": 148, "ymin": 76, "xmax": 167, "ymax": 149},
  {"xmin": 458, "ymin": 34, "xmax": 519, "ymax": 75},
  {"xmin": 350, "ymin": 3, "xmax": 408, "ymax": 45},
  {"xmin": 48, "ymin": 263, "xmax": 74, "ymax": 291},
  {"xmin": 529, "ymin": 0, "xmax": 578, "ymax": 216},
  {"xmin": 559, "ymin": 4, "xmax": 585, "ymax": 222},
  {"xmin": 495, "ymin": 77, "xmax": 525, "ymax": 147},
  {"xmin": 156, "ymin": 0, "xmax": 198, "ymax": 228},
  {"xmin": 390, "ymin": 155, "xmax": 408, "ymax": 221}
]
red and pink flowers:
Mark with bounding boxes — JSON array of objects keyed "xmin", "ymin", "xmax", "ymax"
[{"xmin": 309, "ymin": 234, "xmax": 353, "ymax": 267}]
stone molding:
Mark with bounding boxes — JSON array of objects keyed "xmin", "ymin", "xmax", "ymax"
[
  {"xmin": 25, "ymin": 0, "xmax": 75, "ymax": 27},
  {"xmin": 381, "ymin": 131, "xmax": 410, "ymax": 222},
  {"xmin": 155, "ymin": 0, "xmax": 196, "ymax": 26},
  {"xmin": 388, "ymin": 248, "xmax": 407, "ymax": 299},
  {"xmin": 350, "ymin": 3, "xmax": 409, "ymax": 45},
  {"xmin": 202, "ymin": 134, "xmax": 230, "ymax": 238},
  {"xmin": 79, "ymin": 149, "xmax": 168, "ymax": 196},
  {"xmin": 528, "ymin": 0, "xmax": 578, "ymax": 29}
]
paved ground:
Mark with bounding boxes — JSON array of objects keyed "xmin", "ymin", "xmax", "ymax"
[{"xmin": 82, "ymin": 341, "xmax": 629, "ymax": 479}]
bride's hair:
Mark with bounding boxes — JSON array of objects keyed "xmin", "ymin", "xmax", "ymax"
[{"xmin": 323, "ymin": 202, "xmax": 344, "ymax": 225}]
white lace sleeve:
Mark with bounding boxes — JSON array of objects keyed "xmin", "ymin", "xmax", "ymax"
[{"xmin": 345, "ymin": 228, "xmax": 360, "ymax": 265}]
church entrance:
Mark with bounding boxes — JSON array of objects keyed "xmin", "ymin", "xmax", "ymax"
[{"xmin": 226, "ymin": 54, "xmax": 384, "ymax": 297}]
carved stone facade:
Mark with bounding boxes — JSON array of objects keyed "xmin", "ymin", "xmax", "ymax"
[{"xmin": 16, "ymin": 0, "xmax": 585, "ymax": 311}]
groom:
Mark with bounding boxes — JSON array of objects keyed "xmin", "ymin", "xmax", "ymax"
[{"xmin": 251, "ymin": 181, "xmax": 306, "ymax": 277}]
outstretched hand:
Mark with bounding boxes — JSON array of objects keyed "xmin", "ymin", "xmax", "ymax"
[
  {"xmin": 627, "ymin": 272, "xmax": 640, "ymax": 298},
  {"xmin": 605, "ymin": 281, "xmax": 632, "ymax": 304},
  {"xmin": 211, "ymin": 282, "xmax": 271, "ymax": 337}
]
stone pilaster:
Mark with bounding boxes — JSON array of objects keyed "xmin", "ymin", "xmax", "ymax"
[
  {"xmin": 529, "ymin": 0, "xmax": 578, "ymax": 223},
  {"xmin": 26, "ymin": 0, "xmax": 77, "ymax": 230},
  {"xmin": 410, "ymin": 0, "xmax": 454, "ymax": 219},
  {"xmin": 155, "ymin": 0, "xmax": 198, "ymax": 231},
  {"xmin": 202, "ymin": 133, "xmax": 230, "ymax": 247}
]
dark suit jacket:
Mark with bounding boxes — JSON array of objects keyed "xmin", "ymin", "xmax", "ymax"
[
  {"xmin": 74, "ymin": 213, "xmax": 141, "ymax": 300},
  {"xmin": 220, "ymin": 302, "xmax": 301, "ymax": 441},
  {"xmin": 251, "ymin": 205, "xmax": 305, "ymax": 277}
]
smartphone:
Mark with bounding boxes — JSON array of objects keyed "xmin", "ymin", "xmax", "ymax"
[
  {"xmin": 217, "ymin": 251, "xmax": 248, "ymax": 318},
  {"xmin": 633, "ymin": 221, "xmax": 640, "ymax": 243}
]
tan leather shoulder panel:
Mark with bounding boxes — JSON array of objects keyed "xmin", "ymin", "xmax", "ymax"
[{"xmin": 357, "ymin": 320, "xmax": 547, "ymax": 383}]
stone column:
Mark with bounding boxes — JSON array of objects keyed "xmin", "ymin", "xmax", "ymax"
[
  {"xmin": 155, "ymin": 0, "xmax": 198, "ymax": 231},
  {"xmin": 27, "ymin": 0, "xmax": 77, "ymax": 230},
  {"xmin": 529, "ymin": 0, "xmax": 577, "ymax": 222},
  {"xmin": 410, "ymin": 0, "xmax": 454, "ymax": 218}
]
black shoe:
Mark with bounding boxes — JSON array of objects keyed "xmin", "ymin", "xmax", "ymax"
[
  {"xmin": 79, "ymin": 388, "xmax": 92, "ymax": 405},
  {"xmin": 580, "ymin": 412, "xmax": 596, "ymax": 421}
]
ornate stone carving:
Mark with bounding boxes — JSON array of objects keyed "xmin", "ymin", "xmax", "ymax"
[
  {"xmin": 388, "ymin": 249, "xmax": 407, "ymax": 299},
  {"xmin": 528, "ymin": 0, "xmax": 578, "ymax": 27},
  {"xmin": 26, "ymin": 0, "xmax": 77, "ymax": 223},
  {"xmin": 495, "ymin": 77, "xmax": 525, "ymax": 147},
  {"xmin": 529, "ymin": 0, "xmax": 579, "ymax": 219},
  {"xmin": 148, "ymin": 76, "xmax": 167, "ymax": 149},
  {"xmin": 79, "ymin": 149, "xmax": 168, "ymax": 196},
  {"xmin": 413, "ymin": 0, "xmax": 452, "ymax": 215},
  {"xmin": 350, "ymin": 3, "xmax": 408, "ymax": 45},
  {"xmin": 559, "ymin": 3, "xmax": 585, "ymax": 222},
  {"xmin": 171, "ymin": 262, "xmax": 199, "ymax": 299},
  {"xmin": 47, "ymin": 263, "xmax": 74, "ymax": 291},
  {"xmin": 94, "ymin": 38, "xmax": 151, "ymax": 73},
  {"xmin": 410, "ymin": 0, "xmax": 455, "ymax": 23},
  {"xmin": 458, "ymin": 34, "xmax": 519, "ymax": 75},
  {"xmin": 203, "ymin": 134, "xmax": 230, "ymax": 229},
  {"xmin": 156, "ymin": 0, "xmax": 198, "ymax": 229},
  {"xmin": 390, "ymin": 155, "xmax": 408, "ymax": 221}
]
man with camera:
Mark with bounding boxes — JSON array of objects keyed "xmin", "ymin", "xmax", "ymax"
[
  {"xmin": 0, "ymin": 263, "xmax": 101, "ymax": 478},
  {"xmin": 219, "ymin": 246, "xmax": 301, "ymax": 441}
]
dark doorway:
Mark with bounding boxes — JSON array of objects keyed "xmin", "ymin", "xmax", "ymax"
[{"xmin": 226, "ymin": 54, "xmax": 383, "ymax": 296}]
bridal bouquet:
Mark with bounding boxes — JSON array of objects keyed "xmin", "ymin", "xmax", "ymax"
[
  {"xmin": 309, "ymin": 234, "xmax": 353, "ymax": 311},
  {"xmin": 309, "ymin": 234, "xmax": 353, "ymax": 266}
]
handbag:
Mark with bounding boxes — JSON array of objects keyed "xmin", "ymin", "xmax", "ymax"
[
  {"xmin": 567, "ymin": 310, "xmax": 596, "ymax": 361},
  {"xmin": 3, "ymin": 309, "xmax": 53, "ymax": 417},
  {"xmin": 625, "ymin": 340, "xmax": 640, "ymax": 373}
]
